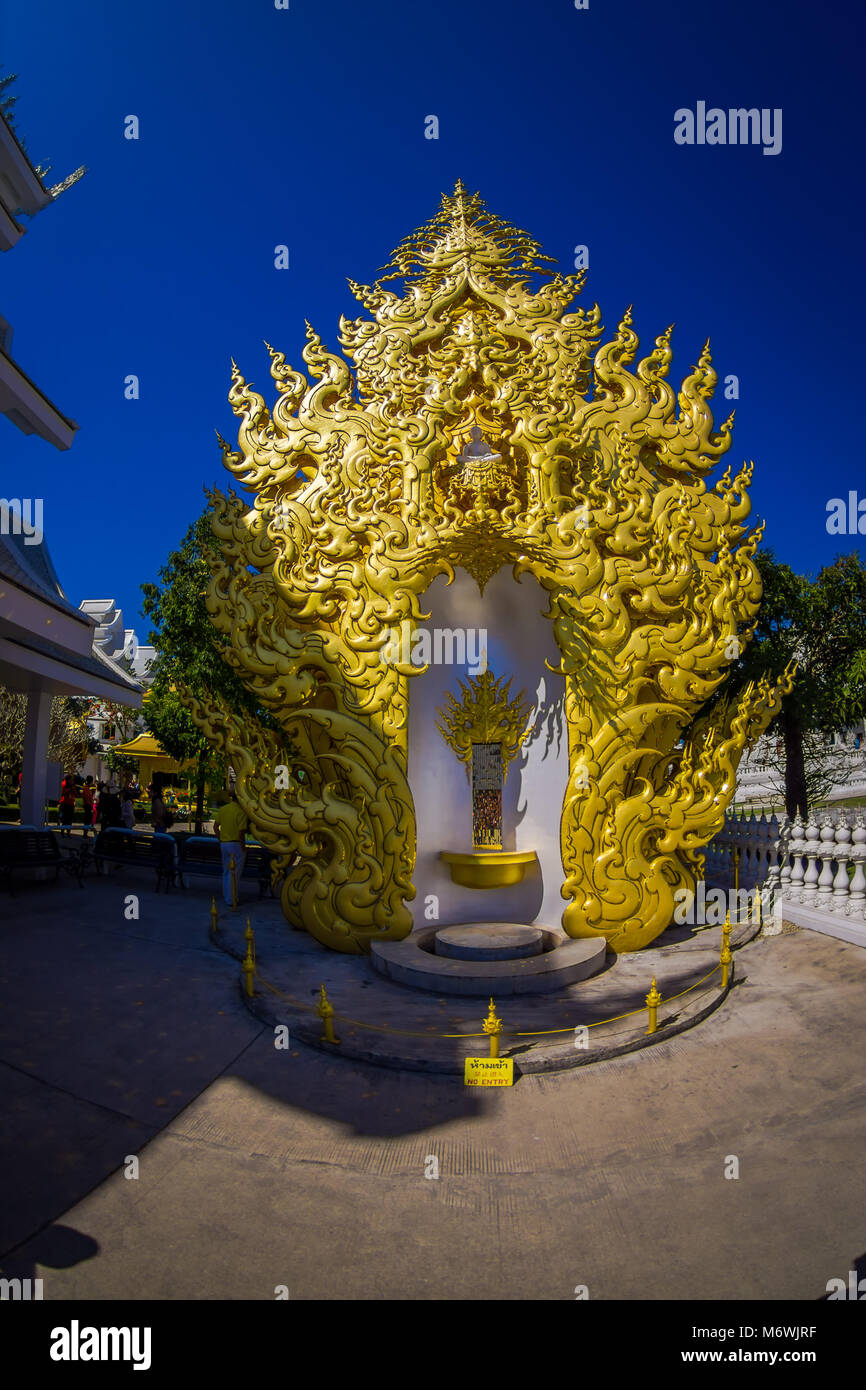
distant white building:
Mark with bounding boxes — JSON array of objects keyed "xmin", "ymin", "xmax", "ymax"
[
  {"xmin": 79, "ymin": 599, "xmax": 155, "ymax": 686},
  {"xmin": 77, "ymin": 600, "xmax": 155, "ymax": 779}
]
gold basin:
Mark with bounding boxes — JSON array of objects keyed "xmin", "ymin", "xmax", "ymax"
[{"xmin": 439, "ymin": 850, "xmax": 538, "ymax": 889}]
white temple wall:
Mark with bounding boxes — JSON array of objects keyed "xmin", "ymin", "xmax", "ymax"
[{"xmin": 407, "ymin": 565, "xmax": 569, "ymax": 931}]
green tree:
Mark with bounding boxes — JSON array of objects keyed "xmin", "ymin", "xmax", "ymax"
[
  {"xmin": 726, "ymin": 550, "xmax": 866, "ymax": 818},
  {"xmin": 141, "ymin": 509, "xmax": 268, "ymax": 833}
]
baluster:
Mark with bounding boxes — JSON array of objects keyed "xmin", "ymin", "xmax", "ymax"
[
  {"xmin": 726, "ymin": 810, "xmax": 736, "ymax": 886},
  {"xmin": 777, "ymin": 814, "xmax": 794, "ymax": 898},
  {"xmin": 800, "ymin": 812, "xmax": 821, "ymax": 906},
  {"xmin": 738, "ymin": 811, "xmax": 749, "ymax": 886},
  {"xmin": 816, "ymin": 814, "xmax": 836, "ymax": 910},
  {"xmin": 832, "ymin": 816, "xmax": 852, "ymax": 915},
  {"xmin": 786, "ymin": 815, "xmax": 804, "ymax": 903},
  {"xmin": 762, "ymin": 812, "xmax": 782, "ymax": 913},
  {"xmin": 756, "ymin": 812, "xmax": 770, "ymax": 889},
  {"xmin": 848, "ymin": 813, "xmax": 866, "ymax": 920},
  {"xmin": 732, "ymin": 810, "xmax": 743, "ymax": 889}
]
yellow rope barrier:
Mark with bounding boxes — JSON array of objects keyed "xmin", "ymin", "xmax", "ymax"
[
  {"xmin": 255, "ymin": 958, "xmax": 728, "ymax": 1041},
  {"xmin": 226, "ymin": 902, "xmax": 746, "ymax": 1045}
]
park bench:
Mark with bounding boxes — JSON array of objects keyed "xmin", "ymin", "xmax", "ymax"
[
  {"xmin": 175, "ymin": 835, "xmax": 278, "ymax": 897},
  {"xmin": 92, "ymin": 828, "xmax": 178, "ymax": 892},
  {"xmin": 0, "ymin": 827, "xmax": 85, "ymax": 897}
]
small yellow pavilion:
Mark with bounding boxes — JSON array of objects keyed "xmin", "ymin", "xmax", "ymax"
[{"xmin": 111, "ymin": 732, "xmax": 191, "ymax": 786}]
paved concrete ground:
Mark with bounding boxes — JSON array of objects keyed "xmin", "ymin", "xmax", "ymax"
[{"xmin": 1, "ymin": 865, "xmax": 865, "ymax": 1299}]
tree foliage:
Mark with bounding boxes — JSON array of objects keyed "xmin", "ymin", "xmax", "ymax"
[
  {"xmin": 0, "ymin": 687, "xmax": 91, "ymax": 798},
  {"xmin": 141, "ymin": 508, "xmax": 277, "ymax": 827},
  {"xmin": 724, "ymin": 549, "xmax": 866, "ymax": 816},
  {"xmin": 141, "ymin": 510, "xmax": 257, "ymax": 753}
]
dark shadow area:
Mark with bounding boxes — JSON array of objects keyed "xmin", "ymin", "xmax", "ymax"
[
  {"xmin": 0, "ymin": 871, "xmax": 492, "ymax": 1257},
  {"xmin": 0, "ymin": 1224, "xmax": 99, "ymax": 1283},
  {"xmin": 521, "ymin": 674, "xmax": 566, "ymax": 762}
]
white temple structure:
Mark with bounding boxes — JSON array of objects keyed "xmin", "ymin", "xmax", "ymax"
[{"xmin": 0, "ymin": 106, "xmax": 141, "ymax": 821}]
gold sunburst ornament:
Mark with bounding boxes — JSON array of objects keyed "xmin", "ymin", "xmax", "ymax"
[
  {"xmin": 438, "ymin": 669, "xmax": 533, "ymax": 851},
  {"xmin": 183, "ymin": 181, "xmax": 793, "ymax": 954},
  {"xmin": 437, "ymin": 670, "xmax": 532, "ymax": 783}
]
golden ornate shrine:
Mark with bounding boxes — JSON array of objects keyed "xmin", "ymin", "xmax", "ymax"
[{"xmin": 185, "ymin": 182, "xmax": 792, "ymax": 954}]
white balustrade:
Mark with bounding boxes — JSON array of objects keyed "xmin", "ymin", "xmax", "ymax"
[{"xmin": 701, "ymin": 803, "xmax": 866, "ymax": 947}]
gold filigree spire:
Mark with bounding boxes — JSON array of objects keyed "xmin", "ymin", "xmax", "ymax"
[{"xmin": 375, "ymin": 179, "xmax": 558, "ymax": 288}]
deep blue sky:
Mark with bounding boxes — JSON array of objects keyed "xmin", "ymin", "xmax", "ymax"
[{"xmin": 2, "ymin": 0, "xmax": 864, "ymax": 638}]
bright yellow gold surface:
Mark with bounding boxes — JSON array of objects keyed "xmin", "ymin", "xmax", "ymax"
[
  {"xmin": 189, "ymin": 182, "xmax": 791, "ymax": 953},
  {"xmin": 439, "ymin": 849, "xmax": 538, "ymax": 888}
]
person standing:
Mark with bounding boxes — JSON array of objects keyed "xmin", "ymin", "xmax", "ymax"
[
  {"xmin": 99, "ymin": 784, "xmax": 122, "ymax": 832},
  {"xmin": 121, "ymin": 792, "xmax": 136, "ymax": 830},
  {"xmin": 212, "ymin": 790, "xmax": 248, "ymax": 908},
  {"xmin": 151, "ymin": 787, "xmax": 167, "ymax": 833},
  {"xmin": 81, "ymin": 777, "xmax": 95, "ymax": 838},
  {"xmin": 58, "ymin": 779, "xmax": 76, "ymax": 836}
]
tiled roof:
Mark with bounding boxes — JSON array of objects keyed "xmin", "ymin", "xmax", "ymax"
[
  {"xmin": 0, "ymin": 529, "xmax": 87, "ymax": 621},
  {"xmin": 2, "ymin": 626, "xmax": 141, "ymax": 695}
]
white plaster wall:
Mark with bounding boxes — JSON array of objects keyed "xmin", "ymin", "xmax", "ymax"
[{"xmin": 407, "ymin": 566, "xmax": 569, "ymax": 931}]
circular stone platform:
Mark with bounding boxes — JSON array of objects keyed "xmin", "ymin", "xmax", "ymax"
[
  {"xmin": 435, "ymin": 923, "xmax": 543, "ymax": 961},
  {"xmin": 370, "ymin": 925, "xmax": 607, "ymax": 996}
]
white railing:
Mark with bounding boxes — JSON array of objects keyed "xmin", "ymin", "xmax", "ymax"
[{"xmin": 704, "ymin": 807, "xmax": 866, "ymax": 947}]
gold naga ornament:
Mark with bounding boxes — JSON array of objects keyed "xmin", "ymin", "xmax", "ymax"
[{"xmin": 185, "ymin": 181, "xmax": 792, "ymax": 954}]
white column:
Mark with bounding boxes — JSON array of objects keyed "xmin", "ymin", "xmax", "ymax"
[{"xmin": 20, "ymin": 687, "xmax": 53, "ymax": 827}]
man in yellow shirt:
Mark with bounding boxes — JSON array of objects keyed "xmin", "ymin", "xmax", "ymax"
[{"xmin": 212, "ymin": 791, "xmax": 248, "ymax": 907}]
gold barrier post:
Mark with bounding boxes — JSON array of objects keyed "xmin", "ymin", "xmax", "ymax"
[
  {"xmin": 242, "ymin": 940, "xmax": 255, "ymax": 998},
  {"xmin": 646, "ymin": 978, "xmax": 661, "ymax": 1034},
  {"xmin": 229, "ymin": 854, "xmax": 238, "ymax": 910},
  {"xmin": 244, "ymin": 917, "xmax": 256, "ymax": 974},
  {"xmin": 720, "ymin": 921, "xmax": 733, "ymax": 990},
  {"xmin": 210, "ymin": 896, "xmax": 219, "ymax": 935},
  {"xmin": 317, "ymin": 983, "xmax": 339, "ymax": 1045},
  {"xmin": 482, "ymin": 998, "xmax": 503, "ymax": 1058}
]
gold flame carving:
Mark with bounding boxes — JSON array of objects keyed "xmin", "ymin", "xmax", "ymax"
[
  {"xmin": 188, "ymin": 181, "xmax": 792, "ymax": 954},
  {"xmin": 437, "ymin": 670, "xmax": 532, "ymax": 784}
]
